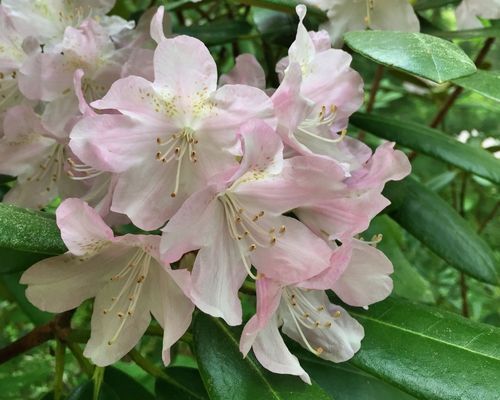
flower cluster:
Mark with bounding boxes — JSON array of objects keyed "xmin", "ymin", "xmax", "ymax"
[{"xmin": 2, "ymin": 2, "xmax": 413, "ymax": 382}]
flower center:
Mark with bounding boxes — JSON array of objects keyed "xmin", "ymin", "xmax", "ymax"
[
  {"xmin": 103, "ymin": 247, "xmax": 152, "ymax": 346},
  {"xmin": 155, "ymin": 127, "xmax": 198, "ymax": 198},
  {"xmin": 218, "ymin": 193, "xmax": 286, "ymax": 279},
  {"xmin": 283, "ymin": 287, "xmax": 342, "ymax": 356},
  {"xmin": 297, "ymin": 104, "xmax": 347, "ymax": 144}
]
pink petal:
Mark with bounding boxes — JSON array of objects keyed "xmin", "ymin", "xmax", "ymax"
[
  {"xmin": 332, "ymin": 239, "xmax": 393, "ymax": 307},
  {"xmin": 219, "ymin": 53, "xmax": 266, "ymax": 89},
  {"xmin": 150, "ymin": 6, "xmax": 167, "ymax": 43},
  {"xmin": 56, "ymin": 198, "xmax": 114, "ymax": 256},
  {"xmin": 153, "ymin": 35, "xmax": 217, "ymax": 97},
  {"xmin": 149, "ymin": 264, "xmax": 194, "ymax": 365}
]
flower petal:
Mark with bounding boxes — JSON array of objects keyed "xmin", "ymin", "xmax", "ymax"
[
  {"xmin": 219, "ymin": 53, "xmax": 266, "ymax": 89},
  {"xmin": 190, "ymin": 205, "xmax": 248, "ymax": 326},
  {"xmin": 149, "ymin": 264, "xmax": 194, "ymax": 365},
  {"xmin": 56, "ymin": 198, "xmax": 114, "ymax": 255},
  {"xmin": 332, "ymin": 239, "xmax": 393, "ymax": 307}
]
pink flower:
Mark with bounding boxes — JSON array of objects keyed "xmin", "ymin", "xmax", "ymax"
[
  {"xmin": 70, "ymin": 35, "xmax": 272, "ymax": 230},
  {"xmin": 2, "ymin": 0, "xmax": 120, "ymax": 44},
  {"xmin": 219, "ymin": 54, "xmax": 267, "ymax": 90},
  {"xmin": 161, "ymin": 120, "xmax": 336, "ymax": 326},
  {"xmin": 21, "ymin": 198, "xmax": 193, "ymax": 366},
  {"xmin": 0, "ymin": 105, "xmax": 83, "ymax": 208},
  {"xmin": 240, "ymin": 276, "xmax": 364, "ymax": 384},
  {"xmin": 272, "ymin": 6, "xmax": 369, "ymax": 172}
]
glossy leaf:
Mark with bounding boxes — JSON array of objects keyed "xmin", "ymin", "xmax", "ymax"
[
  {"xmin": 193, "ymin": 314, "xmax": 331, "ymax": 400},
  {"xmin": 348, "ymin": 297, "xmax": 500, "ymax": 400},
  {"xmin": 344, "ymin": 31, "xmax": 476, "ymax": 83},
  {"xmin": 384, "ymin": 177, "xmax": 499, "ymax": 285},
  {"xmin": 155, "ymin": 367, "xmax": 208, "ymax": 400},
  {"xmin": 104, "ymin": 367, "xmax": 154, "ymax": 400},
  {"xmin": 350, "ymin": 113, "xmax": 500, "ymax": 184},
  {"xmin": 425, "ymin": 171, "xmax": 459, "ymax": 192},
  {"xmin": 301, "ymin": 360, "xmax": 416, "ymax": 400},
  {"xmin": 453, "ymin": 70, "xmax": 500, "ymax": 102},
  {"xmin": 0, "ymin": 204, "xmax": 66, "ymax": 255},
  {"xmin": 174, "ymin": 20, "xmax": 253, "ymax": 46}
]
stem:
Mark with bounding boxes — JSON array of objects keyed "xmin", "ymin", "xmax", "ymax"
[
  {"xmin": 92, "ymin": 366, "xmax": 105, "ymax": 400},
  {"xmin": 366, "ymin": 65, "xmax": 384, "ymax": 114},
  {"xmin": 129, "ymin": 349, "xmax": 170, "ymax": 380},
  {"xmin": 460, "ymin": 272, "xmax": 469, "ymax": 317},
  {"xmin": 67, "ymin": 341, "xmax": 94, "ymax": 377},
  {"xmin": 54, "ymin": 340, "xmax": 66, "ymax": 400},
  {"xmin": 240, "ymin": 280, "xmax": 256, "ymax": 295},
  {"xmin": 478, "ymin": 201, "xmax": 499, "ymax": 234}
]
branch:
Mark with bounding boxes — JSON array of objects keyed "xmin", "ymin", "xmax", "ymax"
[{"xmin": 0, "ymin": 311, "xmax": 73, "ymax": 365}]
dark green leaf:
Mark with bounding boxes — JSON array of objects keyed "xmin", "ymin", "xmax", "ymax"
[
  {"xmin": 425, "ymin": 27, "xmax": 500, "ymax": 40},
  {"xmin": 1, "ymin": 272, "xmax": 52, "ymax": 324},
  {"xmin": 155, "ymin": 367, "xmax": 208, "ymax": 400},
  {"xmin": 425, "ymin": 170, "xmax": 459, "ymax": 192},
  {"xmin": 384, "ymin": 177, "xmax": 499, "ymax": 284},
  {"xmin": 174, "ymin": 20, "xmax": 253, "ymax": 46},
  {"xmin": 104, "ymin": 367, "xmax": 154, "ymax": 400},
  {"xmin": 0, "ymin": 175, "xmax": 14, "ymax": 184},
  {"xmin": 453, "ymin": 70, "xmax": 500, "ymax": 102},
  {"xmin": 301, "ymin": 361, "xmax": 416, "ymax": 400},
  {"xmin": 344, "ymin": 31, "xmax": 476, "ymax": 83},
  {"xmin": 67, "ymin": 381, "xmax": 119, "ymax": 400},
  {"xmin": 0, "ymin": 204, "xmax": 66, "ymax": 255},
  {"xmin": 350, "ymin": 113, "xmax": 500, "ymax": 184},
  {"xmin": 194, "ymin": 314, "xmax": 331, "ymax": 400},
  {"xmin": 0, "ymin": 248, "xmax": 50, "ymax": 274},
  {"xmin": 348, "ymin": 297, "xmax": 500, "ymax": 400},
  {"xmin": 237, "ymin": 0, "xmax": 327, "ymax": 21}
]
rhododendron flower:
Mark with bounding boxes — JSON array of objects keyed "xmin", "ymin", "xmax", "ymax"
[
  {"xmin": 70, "ymin": 34, "xmax": 272, "ymax": 230},
  {"xmin": 273, "ymin": 6, "xmax": 369, "ymax": 172},
  {"xmin": 21, "ymin": 198, "xmax": 193, "ymax": 366},
  {"xmin": 455, "ymin": 0, "xmax": 500, "ymax": 29},
  {"xmin": 240, "ymin": 276, "xmax": 364, "ymax": 383},
  {"xmin": 240, "ymin": 237, "xmax": 393, "ymax": 383},
  {"xmin": 161, "ymin": 120, "xmax": 336, "ymax": 325},
  {"xmin": 307, "ymin": 0, "xmax": 420, "ymax": 47},
  {"xmin": 0, "ymin": 105, "xmax": 83, "ymax": 208},
  {"xmin": 219, "ymin": 54, "xmax": 267, "ymax": 90},
  {"xmin": 2, "ymin": 0, "xmax": 121, "ymax": 44},
  {"xmin": 0, "ymin": 6, "xmax": 30, "ymax": 119}
]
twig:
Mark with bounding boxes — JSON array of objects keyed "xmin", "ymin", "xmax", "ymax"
[
  {"xmin": 478, "ymin": 201, "xmax": 499, "ymax": 234},
  {"xmin": 366, "ymin": 65, "xmax": 385, "ymax": 114},
  {"xmin": 54, "ymin": 340, "xmax": 66, "ymax": 400},
  {"xmin": 0, "ymin": 311, "xmax": 73, "ymax": 365},
  {"xmin": 67, "ymin": 341, "xmax": 94, "ymax": 377},
  {"xmin": 460, "ymin": 272, "xmax": 469, "ymax": 318},
  {"xmin": 409, "ymin": 37, "xmax": 496, "ymax": 161}
]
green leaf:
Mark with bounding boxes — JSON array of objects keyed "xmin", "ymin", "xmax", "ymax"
[
  {"xmin": 174, "ymin": 20, "xmax": 253, "ymax": 46},
  {"xmin": 0, "ymin": 204, "xmax": 66, "ymax": 255},
  {"xmin": 350, "ymin": 113, "xmax": 500, "ymax": 184},
  {"xmin": 384, "ymin": 177, "xmax": 499, "ymax": 285},
  {"xmin": 301, "ymin": 361, "xmax": 416, "ymax": 400},
  {"xmin": 104, "ymin": 367, "xmax": 154, "ymax": 400},
  {"xmin": 365, "ymin": 216, "xmax": 435, "ymax": 303},
  {"xmin": 0, "ymin": 271, "xmax": 52, "ymax": 325},
  {"xmin": 0, "ymin": 248, "xmax": 50, "ymax": 274},
  {"xmin": 193, "ymin": 314, "xmax": 331, "ymax": 400},
  {"xmin": 67, "ymin": 381, "xmax": 119, "ymax": 400},
  {"xmin": 348, "ymin": 297, "xmax": 500, "ymax": 400},
  {"xmin": 155, "ymin": 367, "xmax": 208, "ymax": 400},
  {"xmin": 237, "ymin": 0, "xmax": 327, "ymax": 21},
  {"xmin": 414, "ymin": 0, "xmax": 459, "ymax": 10},
  {"xmin": 453, "ymin": 70, "xmax": 500, "ymax": 102},
  {"xmin": 425, "ymin": 170, "xmax": 459, "ymax": 192},
  {"xmin": 344, "ymin": 31, "xmax": 476, "ymax": 83},
  {"xmin": 425, "ymin": 27, "xmax": 500, "ymax": 40}
]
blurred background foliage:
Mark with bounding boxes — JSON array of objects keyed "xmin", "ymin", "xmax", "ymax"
[{"xmin": 0, "ymin": 0, "xmax": 498, "ymax": 398}]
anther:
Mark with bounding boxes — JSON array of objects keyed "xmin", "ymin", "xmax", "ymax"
[
  {"xmin": 333, "ymin": 310, "xmax": 341, "ymax": 318},
  {"xmin": 170, "ymin": 192, "xmax": 176, "ymax": 198},
  {"xmin": 270, "ymin": 237, "xmax": 276, "ymax": 245},
  {"xmin": 316, "ymin": 347, "xmax": 324, "ymax": 355},
  {"xmin": 279, "ymin": 225, "xmax": 286, "ymax": 234},
  {"xmin": 117, "ymin": 312, "xmax": 124, "ymax": 318},
  {"xmin": 249, "ymin": 244, "xmax": 257, "ymax": 251}
]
